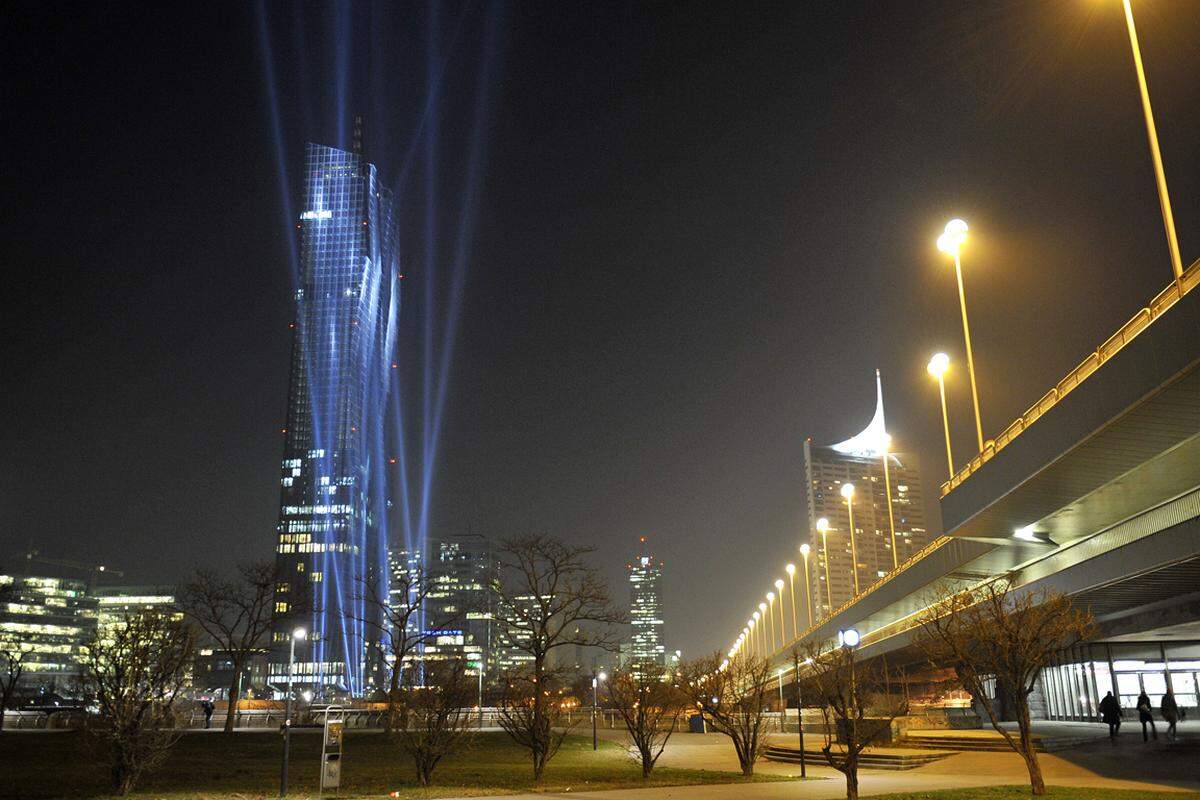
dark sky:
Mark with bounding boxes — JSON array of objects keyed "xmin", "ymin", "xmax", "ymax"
[{"xmin": 4, "ymin": 1, "xmax": 1199, "ymax": 657}]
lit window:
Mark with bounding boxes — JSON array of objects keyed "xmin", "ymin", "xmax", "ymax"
[
  {"xmin": 275, "ymin": 602, "xmax": 289, "ymax": 614},
  {"xmin": 310, "ymin": 572, "xmax": 322, "ymax": 582},
  {"xmin": 276, "ymin": 583, "xmax": 290, "ymax": 593}
]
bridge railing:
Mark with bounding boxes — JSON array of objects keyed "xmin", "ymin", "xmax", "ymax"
[{"xmin": 940, "ymin": 257, "xmax": 1200, "ymax": 497}]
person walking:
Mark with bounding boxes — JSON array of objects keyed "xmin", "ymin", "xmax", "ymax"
[
  {"xmin": 1136, "ymin": 691, "xmax": 1157, "ymax": 741},
  {"xmin": 1161, "ymin": 689, "xmax": 1179, "ymax": 741},
  {"xmin": 1099, "ymin": 691, "xmax": 1122, "ymax": 742},
  {"xmin": 202, "ymin": 699, "xmax": 215, "ymax": 729}
]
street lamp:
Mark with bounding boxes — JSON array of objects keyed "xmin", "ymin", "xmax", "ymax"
[
  {"xmin": 798, "ymin": 545, "xmax": 813, "ymax": 629},
  {"xmin": 841, "ymin": 483, "xmax": 859, "ymax": 596},
  {"xmin": 280, "ymin": 626, "xmax": 306, "ymax": 799},
  {"xmin": 759, "ymin": 601, "xmax": 771, "ymax": 654},
  {"xmin": 774, "ymin": 580, "xmax": 787, "ymax": 647},
  {"xmin": 591, "ymin": 670, "xmax": 607, "ymax": 750},
  {"xmin": 784, "ymin": 566, "xmax": 797, "ymax": 640},
  {"xmin": 768, "ymin": 592, "xmax": 779, "ymax": 652},
  {"xmin": 815, "ymin": 518, "xmax": 833, "ymax": 615},
  {"xmin": 751, "ymin": 613, "xmax": 759, "ymax": 657},
  {"xmin": 927, "ymin": 352, "xmax": 954, "ymax": 479},
  {"xmin": 880, "ymin": 433, "xmax": 899, "ymax": 571},
  {"xmin": 937, "ymin": 218, "xmax": 984, "ymax": 452},
  {"xmin": 1120, "ymin": 0, "xmax": 1183, "ymax": 285}
]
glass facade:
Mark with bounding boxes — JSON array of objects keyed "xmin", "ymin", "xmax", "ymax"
[
  {"xmin": 627, "ymin": 541, "xmax": 665, "ymax": 672},
  {"xmin": 0, "ymin": 573, "xmax": 97, "ymax": 692},
  {"xmin": 1039, "ymin": 641, "xmax": 1200, "ymax": 721},
  {"xmin": 271, "ymin": 142, "xmax": 401, "ymax": 696}
]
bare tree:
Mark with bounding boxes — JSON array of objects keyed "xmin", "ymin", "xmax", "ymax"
[
  {"xmin": 802, "ymin": 643, "xmax": 908, "ymax": 800},
  {"xmin": 354, "ymin": 568, "xmax": 437, "ymax": 732},
  {"xmin": 915, "ymin": 580, "xmax": 1094, "ymax": 796},
  {"xmin": 493, "ymin": 534, "xmax": 625, "ymax": 781},
  {"xmin": 608, "ymin": 661, "xmax": 687, "ymax": 777},
  {"xmin": 395, "ymin": 659, "xmax": 478, "ymax": 786},
  {"xmin": 0, "ymin": 643, "xmax": 29, "ymax": 733},
  {"xmin": 177, "ymin": 561, "xmax": 282, "ymax": 733},
  {"xmin": 81, "ymin": 611, "xmax": 195, "ymax": 795},
  {"xmin": 678, "ymin": 652, "xmax": 773, "ymax": 776}
]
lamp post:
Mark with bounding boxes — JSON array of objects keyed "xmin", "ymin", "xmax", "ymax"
[
  {"xmin": 777, "ymin": 668, "xmax": 785, "ymax": 730},
  {"xmin": 937, "ymin": 219, "xmax": 983, "ymax": 452},
  {"xmin": 784, "ymin": 566, "xmax": 798, "ymax": 640},
  {"xmin": 880, "ymin": 433, "xmax": 899, "ymax": 571},
  {"xmin": 591, "ymin": 670, "xmax": 607, "ymax": 750},
  {"xmin": 774, "ymin": 579, "xmax": 786, "ymax": 645},
  {"xmin": 794, "ymin": 656, "xmax": 809, "ymax": 778},
  {"xmin": 760, "ymin": 601, "xmax": 771, "ymax": 654},
  {"xmin": 280, "ymin": 626, "xmax": 306, "ymax": 799},
  {"xmin": 841, "ymin": 483, "xmax": 859, "ymax": 596},
  {"xmin": 816, "ymin": 518, "xmax": 833, "ymax": 616},
  {"xmin": 1120, "ymin": 0, "xmax": 1183, "ymax": 285},
  {"xmin": 927, "ymin": 353, "xmax": 954, "ymax": 478},
  {"xmin": 799, "ymin": 544, "xmax": 813, "ymax": 629},
  {"xmin": 751, "ymin": 613, "xmax": 760, "ymax": 657}
]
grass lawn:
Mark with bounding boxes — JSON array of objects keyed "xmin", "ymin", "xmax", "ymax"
[
  {"xmin": 0, "ymin": 729, "xmax": 789, "ymax": 799},
  {"xmin": 868, "ymin": 788, "xmax": 1200, "ymax": 800}
]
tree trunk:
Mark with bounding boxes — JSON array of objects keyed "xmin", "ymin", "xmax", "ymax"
[
  {"xmin": 0, "ymin": 699, "xmax": 6, "ymax": 732},
  {"xmin": 224, "ymin": 670, "xmax": 241, "ymax": 734},
  {"xmin": 385, "ymin": 664, "xmax": 400, "ymax": 734},
  {"xmin": 1016, "ymin": 701, "xmax": 1045, "ymax": 795},
  {"xmin": 844, "ymin": 763, "xmax": 859, "ymax": 800}
]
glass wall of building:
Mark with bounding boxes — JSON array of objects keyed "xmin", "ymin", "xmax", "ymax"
[{"xmin": 1040, "ymin": 641, "xmax": 1200, "ymax": 721}]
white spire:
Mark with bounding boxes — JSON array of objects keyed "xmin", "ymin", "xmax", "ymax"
[{"xmin": 829, "ymin": 369, "xmax": 890, "ymax": 459}]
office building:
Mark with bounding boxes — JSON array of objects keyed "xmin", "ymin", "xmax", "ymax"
[
  {"xmin": 271, "ymin": 133, "xmax": 402, "ymax": 696},
  {"xmin": 627, "ymin": 537, "xmax": 665, "ymax": 672},
  {"xmin": 804, "ymin": 371, "xmax": 932, "ymax": 619},
  {"xmin": 0, "ymin": 572, "xmax": 97, "ymax": 693}
]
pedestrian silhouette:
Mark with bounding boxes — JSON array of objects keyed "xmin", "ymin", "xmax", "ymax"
[
  {"xmin": 1161, "ymin": 689, "xmax": 1179, "ymax": 741},
  {"xmin": 1136, "ymin": 691, "xmax": 1157, "ymax": 741},
  {"xmin": 1099, "ymin": 691, "xmax": 1121, "ymax": 742},
  {"xmin": 202, "ymin": 700, "xmax": 215, "ymax": 729}
]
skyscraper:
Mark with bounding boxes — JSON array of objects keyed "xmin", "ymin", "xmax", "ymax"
[
  {"xmin": 627, "ymin": 537, "xmax": 665, "ymax": 672},
  {"xmin": 804, "ymin": 371, "xmax": 932, "ymax": 619},
  {"xmin": 271, "ymin": 136, "xmax": 400, "ymax": 696}
]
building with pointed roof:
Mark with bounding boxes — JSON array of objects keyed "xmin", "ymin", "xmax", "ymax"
[{"xmin": 803, "ymin": 371, "xmax": 933, "ymax": 620}]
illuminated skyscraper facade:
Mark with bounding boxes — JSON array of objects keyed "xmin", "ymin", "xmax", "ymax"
[
  {"xmin": 627, "ymin": 539, "xmax": 665, "ymax": 672},
  {"xmin": 804, "ymin": 372, "xmax": 932, "ymax": 620},
  {"xmin": 271, "ymin": 140, "xmax": 400, "ymax": 696}
]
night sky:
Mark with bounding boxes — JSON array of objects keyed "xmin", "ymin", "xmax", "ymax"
[{"xmin": 4, "ymin": 1, "xmax": 1199, "ymax": 657}]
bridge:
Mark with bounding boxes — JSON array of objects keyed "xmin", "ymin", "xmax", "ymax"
[{"xmin": 747, "ymin": 258, "xmax": 1200, "ymax": 720}]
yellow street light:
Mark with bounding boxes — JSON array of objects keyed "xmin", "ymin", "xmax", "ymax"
[
  {"xmin": 760, "ymin": 599, "xmax": 772, "ymax": 654},
  {"xmin": 798, "ymin": 544, "xmax": 813, "ymax": 629},
  {"xmin": 816, "ymin": 517, "xmax": 833, "ymax": 616},
  {"xmin": 841, "ymin": 483, "xmax": 860, "ymax": 596},
  {"xmin": 774, "ymin": 579, "xmax": 786, "ymax": 647},
  {"xmin": 783, "ymin": 566, "xmax": 798, "ymax": 640},
  {"xmin": 927, "ymin": 352, "xmax": 954, "ymax": 478},
  {"xmin": 880, "ymin": 432, "xmax": 898, "ymax": 571},
  {"xmin": 937, "ymin": 218, "xmax": 984, "ymax": 452},
  {"xmin": 749, "ymin": 614, "xmax": 758, "ymax": 657},
  {"xmin": 1120, "ymin": 0, "xmax": 1183, "ymax": 285}
]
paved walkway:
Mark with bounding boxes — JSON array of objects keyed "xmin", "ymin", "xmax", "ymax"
[{"xmin": 449, "ymin": 723, "xmax": 1200, "ymax": 800}]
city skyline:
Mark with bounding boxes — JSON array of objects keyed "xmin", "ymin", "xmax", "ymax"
[{"xmin": 4, "ymin": 3, "xmax": 1199, "ymax": 659}]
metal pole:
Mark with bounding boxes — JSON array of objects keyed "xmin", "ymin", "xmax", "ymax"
[
  {"xmin": 937, "ymin": 375, "xmax": 954, "ymax": 478},
  {"xmin": 280, "ymin": 636, "xmax": 295, "ymax": 798},
  {"xmin": 821, "ymin": 531, "xmax": 833, "ymax": 615},
  {"xmin": 882, "ymin": 444, "xmax": 898, "ymax": 570},
  {"xmin": 1122, "ymin": 0, "xmax": 1184, "ymax": 285},
  {"xmin": 795, "ymin": 659, "xmax": 807, "ymax": 779},
  {"xmin": 954, "ymin": 253, "xmax": 984, "ymax": 451},
  {"xmin": 787, "ymin": 572, "xmax": 798, "ymax": 640},
  {"xmin": 591, "ymin": 675, "xmax": 599, "ymax": 750},
  {"xmin": 802, "ymin": 552, "xmax": 813, "ymax": 629},
  {"xmin": 478, "ymin": 661, "xmax": 485, "ymax": 729},
  {"xmin": 846, "ymin": 497, "xmax": 859, "ymax": 595}
]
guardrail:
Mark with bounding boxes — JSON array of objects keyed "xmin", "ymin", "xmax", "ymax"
[{"xmin": 940, "ymin": 257, "xmax": 1200, "ymax": 497}]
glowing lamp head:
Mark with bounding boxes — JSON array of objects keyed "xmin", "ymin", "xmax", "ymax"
[
  {"xmin": 751, "ymin": 611, "xmax": 759, "ymax": 622},
  {"xmin": 598, "ymin": 671, "xmax": 607, "ymax": 682},
  {"xmin": 292, "ymin": 627, "xmax": 307, "ymax": 640},
  {"xmin": 937, "ymin": 219, "xmax": 968, "ymax": 256},
  {"xmin": 840, "ymin": 482, "xmax": 855, "ymax": 500},
  {"xmin": 774, "ymin": 578, "xmax": 785, "ymax": 591},
  {"xmin": 758, "ymin": 602, "xmax": 767, "ymax": 613},
  {"xmin": 785, "ymin": 562, "xmax": 796, "ymax": 575},
  {"xmin": 816, "ymin": 517, "xmax": 829, "ymax": 534},
  {"xmin": 766, "ymin": 591, "xmax": 775, "ymax": 602},
  {"xmin": 927, "ymin": 352, "xmax": 950, "ymax": 379},
  {"xmin": 799, "ymin": 543, "xmax": 811, "ymax": 557}
]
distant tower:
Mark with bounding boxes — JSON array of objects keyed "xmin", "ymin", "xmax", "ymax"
[
  {"xmin": 627, "ymin": 537, "xmax": 665, "ymax": 672},
  {"xmin": 270, "ymin": 140, "xmax": 401, "ymax": 696},
  {"xmin": 803, "ymin": 371, "xmax": 932, "ymax": 619}
]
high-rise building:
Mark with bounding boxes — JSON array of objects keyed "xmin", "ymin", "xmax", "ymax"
[
  {"xmin": 271, "ymin": 135, "xmax": 401, "ymax": 696},
  {"xmin": 92, "ymin": 585, "xmax": 177, "ymax": 634},
  {"xmin": 804, "ymin": 371, "xmax": 932, "ymax": 620},
  {"xmin": 388, "ymin": 534, "xmax": 496, "ymax": 679},
  {"xmin": 0, "ymin": 572, "xmax": 97, "ymax": 693},
  {"xmin": 627, "ymin": 537, "xmax": 665, "ymax": 672}
]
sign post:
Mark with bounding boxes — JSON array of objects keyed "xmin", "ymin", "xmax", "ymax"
[{"xmin": 319, "ymin": 705, "xmax": 344, "ymax": 796}]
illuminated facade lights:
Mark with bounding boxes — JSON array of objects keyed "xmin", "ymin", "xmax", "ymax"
[
  {"xmin": 627, "ymin": 538, "xmax": 666, "ymax": 674},
  {"xmin": 270, "ymin": 141, "xmax": 401, "ymax": 696}
]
